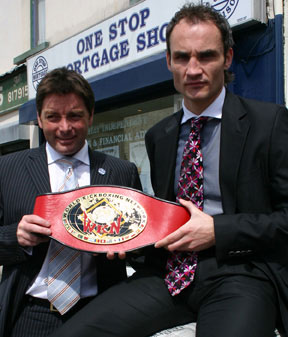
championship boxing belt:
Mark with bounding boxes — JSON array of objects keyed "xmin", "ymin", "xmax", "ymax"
[{"xmin": 33, "ymin": 185, "xmax": 190, "ymax": 253}]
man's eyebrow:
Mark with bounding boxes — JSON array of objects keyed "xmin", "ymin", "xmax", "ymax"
[
  {"xmin": 197, "ymin": 49, "xmax": 218, "ymax": 57},
  {"xmin": 172, "ymin": 49, "xmax": 219, "ymax": 58},
  {"xmin": 42, "ymin": 108, "xmax": 85, "ymax": 114},
  {"xmin": 42, "ymin": 109, "xmax": 57, "ymax": 113},
  {"xmin": 68, "ymin": 109, "xmax": 85, "ymax": 113},
  {"xmin": 173, "ymin": 50, "xmax": 190, "ymax": 57}
]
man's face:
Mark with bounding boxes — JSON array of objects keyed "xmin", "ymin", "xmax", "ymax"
[
  {"xmin": 37, "ymin": 93, "xmax": 93, "ymax": 156},
  {"xmin": 167, "ymin": 19, "xmax": 233, "ymax": 114}
]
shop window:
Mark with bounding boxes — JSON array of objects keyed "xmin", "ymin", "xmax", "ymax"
[
  {"xmin": 31, "ymin": 0, "xmax": 46, "ymax": 48},
  {"xmin": 0, "ymin": 140, "xmax": 30, "ymax": 156},
  {"xmin": 88, "ymin": 95, "xmax": 178, "ymax": 194},
  {"xmin": 130, "ymin": 0, "xmax": 142, "ymax": 5},
  {"xmin": 14, "ymin": 0, "xmax": 48, "ymax": 65}
]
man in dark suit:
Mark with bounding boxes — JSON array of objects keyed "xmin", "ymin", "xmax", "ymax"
[
  {"xmin": 0, "ymin": 67, "xmax": 141, "ymax": 337},
  {"xmin": 49, "ymin": 4, "xmax": 288, "ymax": 337}
]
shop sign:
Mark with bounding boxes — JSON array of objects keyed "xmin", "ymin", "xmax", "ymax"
[
  {"xmin": 27, "ymin": 0, "xmax": 265, "ymax": 100},
  {"xmin": 204, "ymin": 0, "xmax": 265, "ymax": 27},
  {"xmin": 0, "ymin": 72, "xmax": 28, "ymax": 114}
]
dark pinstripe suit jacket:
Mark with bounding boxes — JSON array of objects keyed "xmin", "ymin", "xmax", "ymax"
[{"xmin": 0, "ymin": 143, "xmax": 142, "ymax": 336}]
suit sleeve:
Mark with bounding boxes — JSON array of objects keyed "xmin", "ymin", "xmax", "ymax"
[
  {"xmin": 213, "ymin": 106, "xmax": 288, "ymax": 262},
  {"xmin": 0, "ymin": 154, "xmax": 35, "ymax": 266},
  {"xmin": 129, "ymin": 163, "xmax": 142, "ymax": 191},
  {"xmin": 145, "ymin": 128, "xmax": 156, "ymax": 192},
  {"xmin": 0, "ymin": 186, "xmax": 29, "ymax": 266}
]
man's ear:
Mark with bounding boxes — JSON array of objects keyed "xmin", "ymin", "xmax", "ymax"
[
  {"xmin": 88, "ymin": 110, "xmax": 94, "ymax": 127},
  {"xmin": 224, "ymin": 47, "xmax": 233, "ymax": 70},
  {"xmin": 166, "ymin": 51, "xmax": 172, "ymax": 72},
  {"xmin": 37, "ymin": 112, "xmax": 43, "ymax": 129}
]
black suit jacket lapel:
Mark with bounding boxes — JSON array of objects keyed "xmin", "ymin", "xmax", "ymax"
[
  {"xmin": 24, "ymin": 146, "xmax": 113, "ymax": 191},
  {"xmin": 25, "ymin": 144, "xmax": 51, "ymax": 194},
  {"xmin": 157, "ymin": 110, "xmax": 182, "ymax": 200},
  {"xmin": 219, "ymin": 92, "xmax": 250, "ymax": 214},
  {"xmin": 89, "ymin": 148, "xmax": 113, "ymax": 185}
]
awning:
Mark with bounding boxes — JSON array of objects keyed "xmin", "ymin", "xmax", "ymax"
[{"xmin": 0, "ymin": 122, "xmax": 30, "ymax": 144}]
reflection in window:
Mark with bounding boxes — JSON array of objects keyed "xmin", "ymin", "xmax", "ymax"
[{"xmin": 88, "ymin": 96, "xmax": 175, "ymax": 194}]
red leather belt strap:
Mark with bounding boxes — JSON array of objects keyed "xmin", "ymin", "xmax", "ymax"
[{"xmin": 33, "ymin": 186, "xmax": 190, "ymax": 253}]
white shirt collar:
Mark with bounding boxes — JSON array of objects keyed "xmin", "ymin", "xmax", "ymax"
[
  {"xmin": 46, "ymin": 141, "xmax": 90, "ymax": 166},
  {"xmin": 181, "ymin": 87, "xmax": 225, "ymax": 124}
]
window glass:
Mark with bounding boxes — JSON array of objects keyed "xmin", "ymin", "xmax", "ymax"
[
  {"xmin": 130, "ymin": 0, "xmax": 142, "ymax": 5},
  {"xmin": 88, "ymin": 95, "xmax": 175, "ymax": 194},
  {"xmin": 32, "ymin": 0, "xmax": 46, "ymax": 47}
]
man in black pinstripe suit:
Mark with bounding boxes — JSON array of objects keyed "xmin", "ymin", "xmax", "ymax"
[{"xmin": 0, "ymin": 68, "xmax": 142, "ymax": 337}]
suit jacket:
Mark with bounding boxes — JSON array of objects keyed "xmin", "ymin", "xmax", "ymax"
[
  {"xmin": 0, "ymin": 143, "xmax": 142, "ymax": 336},
  {"xmin": 145, "ymin": 91, "xmax": 288, "ymax": 335}
]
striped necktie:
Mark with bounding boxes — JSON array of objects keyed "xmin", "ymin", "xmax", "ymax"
[
  {"xmin": 47, "ymin": 157, "xmax": 81, "ymax": 314},
  {"xmin": 165, "ymin": 117, "xmax": 208, "ymax": 296}
]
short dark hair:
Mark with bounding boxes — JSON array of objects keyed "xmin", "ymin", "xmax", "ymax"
[
  {"xmin": 36, "ymin": 67, "xmax": 95, "ymax": 115},
  {"xmin": 166, "ymin": 3, "xmax": 234, "ymax": 83}
]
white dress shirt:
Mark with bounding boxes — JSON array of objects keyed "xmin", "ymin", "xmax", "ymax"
[
  {"xmin": 181, "ymin": 86, "xmax": 225, "ymax": 123},
  {"xmin": 26, "ymin": 141, "xmax": 98, "ymax": 299}
]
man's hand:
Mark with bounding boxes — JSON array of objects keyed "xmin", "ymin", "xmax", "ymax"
[
  {"xmin": 17, "ymin": 214, "xmax": 51, "ymax": 247},
  {"xmin": 155, "ymin": 199, "xmax": 215, "ymax": 252},
  {"xmin": 106, "ymin": 251, "xmax": 126, "ymax": 260}
]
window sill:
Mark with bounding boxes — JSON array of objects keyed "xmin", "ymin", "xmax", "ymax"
[{"xmin": 13, "ymin": 42, "xmax": 49, "ymax": 65}]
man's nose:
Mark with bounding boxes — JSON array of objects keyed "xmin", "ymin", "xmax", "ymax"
[
  {"xmin": 186, "ymin": 57, "xmax": 202, "ymax": 76},
  {"xmin": 59, "ymin": 118, "xmax": 72, "ymax": 131}
]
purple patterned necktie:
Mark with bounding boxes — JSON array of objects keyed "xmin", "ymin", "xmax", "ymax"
[{"xmin": 165, "ymin": 117, "xmax": 208, "ymax": 296}]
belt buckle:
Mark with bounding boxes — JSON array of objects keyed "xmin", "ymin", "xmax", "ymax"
[{"xmin": 49, "ymin": 302, "xmax": 58, "ymax": 312}]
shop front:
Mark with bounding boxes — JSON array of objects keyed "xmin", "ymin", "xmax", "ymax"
[
  {"xmin": 0, "ymin": 65, "xmax": 33, "ymax": 155},
  {"xmin": 20, "ymin": 0, "xmax": 279, "ymax": 193}
]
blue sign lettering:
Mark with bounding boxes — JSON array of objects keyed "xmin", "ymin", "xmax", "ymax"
[
  {"xmin": 129, "ymin": 13, "xmax": 140, "ymax": 31},
  {"xmin": 82, "ymin": 55, "xmax": 90, "ymax": 72},
  {"xmin": 109, "ymin": 23, "xmax": 117, "ymax": 41},
  {"xmin": 159, "ymin": 23, "xmax": 167, "ymax": 42},
  {"xmin": 101, "ymin": 49, "xmax": 109, "ymax": 66},
  {"xmin": 76, "ymin": 30, "xmax": 103, "ymax": 55},
  {"xmin": 94, "ymin": 30, "xmax": 103, "ymax": 47},
  {"xmin": 136, "ymin": 23, "xmax": 167, "ymax": 52},
  {"xmin": 77, "ymin": 39, "xmax": 85, "ymax": 55},
  {"xmin": 109, "ymin": 7, "xmax": 150, "ymax": 41},
  {"xmin": 73, "ymin": 60, "xmax": 82, "ymax": 73},
  {"xmin": 120, "ymin": 40, "xmax": 129, "ymax": 58},
  {"xmin": 110, "ymin": 44, "xmax": 119, "ymax": 61},
  {"xmin": 85, "ymin": 35, "xmax": 93, "ymax": 52},
  {"xmin": 118, "ymin": 17, "xmax": 128, "ymax": 36},
  {"xmin": 91, "ymin": 52, "xmax": 100, "ymax": 68},
  {"xmin": 136, "ymin": 33, "xmax": 146, "ymax": 52},
  {"xmin": 140, "ymin": 8, "xmax": 150, "ymax": 27},
  {"xmin": 68, "ymin": 6, "xmax": 167, "ymax": 75},
  {"xmin": 146, "ymin": 27, "xmax": 159, "ymax": 48},
  {"xmin": 68, "ymin": 39, "xmax": 130, "ymax": 73}
]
